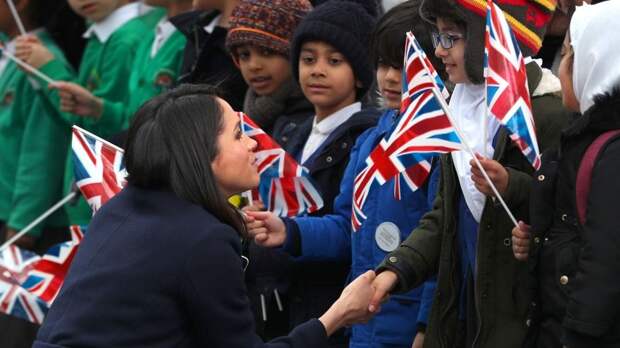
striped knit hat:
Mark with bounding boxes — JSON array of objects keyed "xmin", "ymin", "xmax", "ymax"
[
  {"xmin": 226, "ymin": 0, "xmax": 312, "ymax": 57},
  {"xmin": 420, "ymin": 0, "xmax": 557, "ymax": 84}
]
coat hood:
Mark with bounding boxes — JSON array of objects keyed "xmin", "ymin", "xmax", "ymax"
[{"xmin": 570, "ymin": 1, "xmax": 620, "ymax": 114}]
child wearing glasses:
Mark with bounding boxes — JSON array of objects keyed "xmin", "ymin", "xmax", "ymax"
[{"xmin": 369, "ymin": 0, "xmax": 572, "ymax": 347}]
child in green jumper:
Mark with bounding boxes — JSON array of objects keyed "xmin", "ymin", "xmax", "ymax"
[
  {"xmin": 0, "ymin": 1, "xmax": 84, "ymax": 346},
  {"xmin": 15, "ymin": 0, "xmax": 158, "ymax": 226},
  {"xmin": 0, "ymin": 0, "xmax": 77, "ymax": 252},
  {"xmin": 35, "ymin": 0, "xmax": 193, "ymax": 128}
]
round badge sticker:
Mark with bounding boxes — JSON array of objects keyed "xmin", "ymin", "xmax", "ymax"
[{"xmin": 375, "ymin": 222, "xmax": 401, "ymax": 252}]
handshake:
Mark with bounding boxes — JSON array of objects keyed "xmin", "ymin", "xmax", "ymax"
[
  {"xmin": 243, "ymin": 209, "xmax": 400, "ymax": 335},
  {"xmin": 318, "ymin": 269, "xmax": 400, "ymax": 336}
]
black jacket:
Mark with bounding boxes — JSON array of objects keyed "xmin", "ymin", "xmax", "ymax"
[
  {"xmin": 33, "ymin": 185, "xmax": 328, "ymax": 348},
  {"xmin": 170, "ymin": 10, "xmax": 247, "ymax": 110},
  {"xmin": 528, "ymin": 88, "xmax": 620, "ymax": 348}
]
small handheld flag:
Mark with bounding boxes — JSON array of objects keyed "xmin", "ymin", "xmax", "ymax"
[
  {"xmin": 351, "ymin": 32, "xmax": 462, "ymax": 231},
  {"xmin": 240, "ymin": 113, "xmax": 323, "ymax": 217},
  {"xmin": 72, "ymin": 126, "xmax": 126, "ymax": 213},
  {"xmin": 0, "ymin": 225, "xmax": 85, "ymax": 324},
  {"xmin": 484, "ymin": 0, "xmax": 541, "ymax": 169}
]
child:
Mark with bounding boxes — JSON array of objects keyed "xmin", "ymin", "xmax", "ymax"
[
  {"xmin": 369, "ymin": 0, "xmax": 572, "ymax": 347},
  {"xmin": 225, "ymin": 0, "xmax": 314, "ymax": 341},
  {"xmin": 34, "ymin": 0, "xmax": 193, "ymax": 132},
  {"xmin": 225, "ymin": 0, "xmax": 313, "ymax": 136},
  {"xmin": 170, "ymin": 0, "xmax": 247, "ymax": 109},
  {"xmin": 512, "ymin": 2, "xmax": 620, "ymax": 347},
  {"xmin": 245, "ymin": 1, "xmax": 445, "ymax": 347},
  {"xmin": 249, "ymin": 1, "xmax": 380, "ymax": 347},
  {"xmin": 0, "ymin": 1, "xmax": 81, "ymax": 346},
  {"xmin": 16, "ymin": 0, "xmax": 158, "ymax": 226}
]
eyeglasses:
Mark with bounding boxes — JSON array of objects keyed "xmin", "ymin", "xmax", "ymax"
[{"xmin": 431, "ymin": 32, "xmax": 464, "ymax": 50}]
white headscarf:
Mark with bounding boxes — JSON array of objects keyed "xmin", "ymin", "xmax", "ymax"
[
  {"xmin": 570, "ymin": 1, "xmax": 620, "ymax": 114},
  {"xmin": 450, "ymin": 83, "xmax": 501, "ymax": 222}
]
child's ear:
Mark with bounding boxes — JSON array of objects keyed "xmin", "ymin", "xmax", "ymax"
[{"xmin": 355, "ymin": 80, "xmax": 363, "ymax": 89}]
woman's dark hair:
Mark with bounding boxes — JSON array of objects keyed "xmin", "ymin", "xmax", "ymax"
[
  {"xmin": 31, "ymin": 0, "xmax": 86, "ymax": 69},
  {"xmin": 124, "ymin": 84, "xmax": 246, "ymax": 235},
  {"xmin": 370, "ymin": 0, "xmax": 445, "ymax": 77}
]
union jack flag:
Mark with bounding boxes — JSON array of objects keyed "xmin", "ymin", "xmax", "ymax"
[
  {"xmin": 0, "ymin": 245, "xmax": 47, "ymax": 324},
  {"xmin": 351, "ymin": 32, "xmax": 462, "ymax": 231},
  {"xmin": 484, "ymin": 0, "xmax": 541, "ymax": 169},
  {"xmin": 0, "ymin": 225, "xmax": 86, "ymax": 324},
  {"xmin": 22, "ymin": 225, "xmax": 85, "ymax": 305},
  {"xmin": 240, "ymin": 113, "xmax": 323, "ymax": 217},
  {"xmin": 72, "ymin": 126, "xmax": 127, "ymax": 213}
]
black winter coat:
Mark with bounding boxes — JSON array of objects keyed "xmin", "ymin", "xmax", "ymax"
[
  {"xmin": 527, "ymin": 88, "xmax": 620, "ymax": 348},
  {"xmin": 170, "ymin": 10, "xmax": 247, "ymax": 110}
]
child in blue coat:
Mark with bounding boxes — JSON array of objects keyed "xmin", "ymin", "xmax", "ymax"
[{"xmin": 246, "ymin": 1, "xmax": 444, "ymax": 347}]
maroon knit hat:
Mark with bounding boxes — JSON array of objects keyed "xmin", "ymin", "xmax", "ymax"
[{"xmin": 226, "ymin": 0, "xmax": 312, "ymax": 57}]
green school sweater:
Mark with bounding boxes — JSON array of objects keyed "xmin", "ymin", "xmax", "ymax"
[
  {"xmin": 114, "ymin": 18, "xmax": 186, "ymax": 124},
  {"xmin": 39, "ymin": 13, "xmax": 156, "ymax": 226},
  {"xmin": 0, "ymin": 31, "xmax": 73, "ymax": 237}
]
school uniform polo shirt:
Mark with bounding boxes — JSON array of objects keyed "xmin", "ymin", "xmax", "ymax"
[{"xmin": 300, "ymin": 102, "xmax": 361, "ymax": 164}]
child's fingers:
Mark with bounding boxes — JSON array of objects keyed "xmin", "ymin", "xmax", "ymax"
[
  {"xmin": 246, "ymin": 220, "xmax": 265, "ymax": 231},
  {"xmin": 254, "ymin": 232, "xmax": 269, "ymax": 243},
  {"xmin": 244, "ymin": 210, "xmax": 272, "ymax": 221}
]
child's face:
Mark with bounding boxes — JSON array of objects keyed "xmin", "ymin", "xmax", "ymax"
[
  {"xmin": 68, "ymin": 0, "xmax": 128, "ymax": 22},
  {"xmin": 376, "ymin": 61, "xmax": 402, "ymax": 110},
  {"xmin": 298, "ymin": 41, "xmax": 358, "ymax": 118},
  {"xmin": 235, "ymin": 45, "xmax": 292, "ymax": 97},
  {"xmin": 558, "ymin": 33, "xmax": 579, "ymax": 112},
  {"xmin": 434, "ymin": 18, "xmax": 468, "ymax": 84}
]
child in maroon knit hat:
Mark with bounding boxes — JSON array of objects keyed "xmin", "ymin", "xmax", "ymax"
[{"xmin": 226, "ymin": 0, "xmax": 313, "ymax": 135}]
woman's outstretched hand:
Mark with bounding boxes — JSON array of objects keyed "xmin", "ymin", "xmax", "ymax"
[
  {"xmin": 319, "ymin": 270, "xmax": 377, "ymax": 335},
  {"xmin": 244, "ymin": 210, "xmax": 287, "ymax": 247}
]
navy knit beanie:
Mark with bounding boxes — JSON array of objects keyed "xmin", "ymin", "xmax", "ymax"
[{"xmin": 291, "ymin": 0, "xmax": 377, "ymax": 98}]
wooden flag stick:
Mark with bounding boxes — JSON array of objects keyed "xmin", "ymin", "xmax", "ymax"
[
  {"xmin": 1, "ymin": 49, "xmax": 56, "ymax": 85},
  {"xmin": 0, "ymin": 191, "xmax": 77, "ymax": 253},
  {"xmin": 431, "ymin": 87, "xmax": 519, "ymax": 228}
]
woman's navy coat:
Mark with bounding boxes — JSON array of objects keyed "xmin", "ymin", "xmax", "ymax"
[{"xmin": 33, "ymin": 185, "xmax": 328, "ymax": 348}]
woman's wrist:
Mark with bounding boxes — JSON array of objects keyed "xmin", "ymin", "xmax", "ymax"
[{"xmin": 318, "ymin": 301, "xmax": 347, "ymax": 336}]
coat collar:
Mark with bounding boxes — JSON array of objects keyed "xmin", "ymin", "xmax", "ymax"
[
  {"xmin": 83, "ymin": 3, "xmax": 141, "ymax": 43},
  {"xmin": 562, "ymin": 87, "xmax": 620, "ymax": 139}
]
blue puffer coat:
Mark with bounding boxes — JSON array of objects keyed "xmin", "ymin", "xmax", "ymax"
[{"xmin": 283, "ymin": 109, "xmax": 439, "ymax": 347}]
